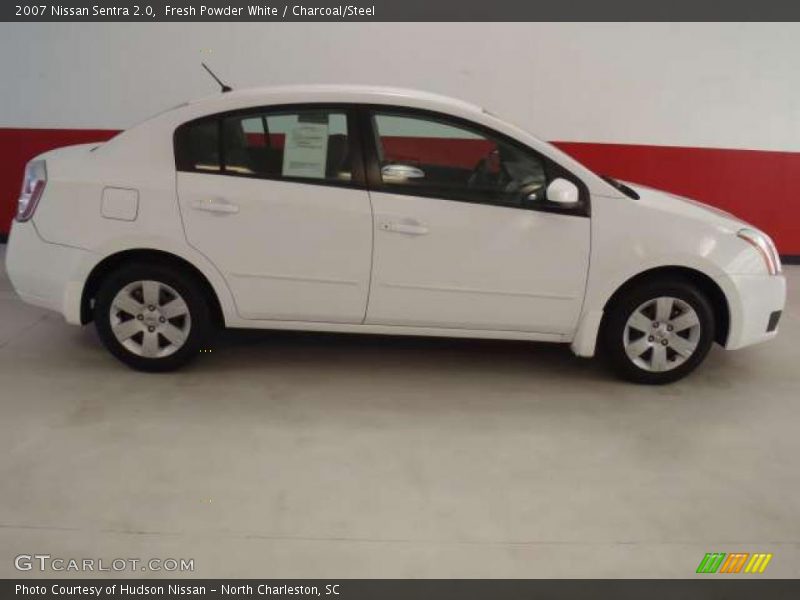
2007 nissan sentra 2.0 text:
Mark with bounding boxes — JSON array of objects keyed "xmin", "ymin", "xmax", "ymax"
[{"xmin": 5, "ymin": 85, "xmax": 786, "ymax": 383}]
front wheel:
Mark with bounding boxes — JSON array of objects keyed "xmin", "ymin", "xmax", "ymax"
[
  {"xmin": 94, "ymin": 263, "xmax": 212, "ymax": 372},
  {"xmin": 601, "ymin": 279, "xmax": 715, "ymax": 384}
]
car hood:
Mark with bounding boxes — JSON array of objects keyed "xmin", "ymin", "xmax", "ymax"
[{"xmin": 621, "ymin": 181, "xmax": 750, "ymax": 233}]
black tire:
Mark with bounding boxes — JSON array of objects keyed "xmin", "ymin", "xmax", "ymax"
[
  {"xmin": 601, "ymin": 278, "xmax": 715, "ymax": 384},
  {"xmin": 94, "ymin": 262, "xmax": 213, "ymax": 372}
]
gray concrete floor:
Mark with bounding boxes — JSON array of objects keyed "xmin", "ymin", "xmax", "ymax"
[{"xmin": 0, "ymin": 244, "xmax": 798, "ymax": 578}]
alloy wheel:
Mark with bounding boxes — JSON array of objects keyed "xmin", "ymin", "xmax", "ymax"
[
  {"xmin": 109, "ymin": 280, "xmax": 192, "ymax": 358},
  {"xmin": 623, "ymin": 296, "xmax": 702, "ymax": 373}
]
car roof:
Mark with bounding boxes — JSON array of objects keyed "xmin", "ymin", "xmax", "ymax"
[{"xmin": 185, "ymin": 84, "xmax": 486, "ymax": 117}]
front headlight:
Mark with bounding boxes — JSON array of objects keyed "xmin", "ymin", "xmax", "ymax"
[{"xmin": 737, "ymin": 228, "xmax": 781, "ymax": 275}]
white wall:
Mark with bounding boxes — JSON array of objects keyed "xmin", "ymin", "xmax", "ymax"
[{"xmin": 1, "ymin": 22, "xmax": 799, "ymax": 151}]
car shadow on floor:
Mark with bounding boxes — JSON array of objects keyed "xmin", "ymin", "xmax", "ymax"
[
  {"xmin": 209, "ymin": 327, "xmax": 607, "ymax": 381},
  {"xmin": 66, "ymin": 318, "xmax": 738, "ymax": 397}
]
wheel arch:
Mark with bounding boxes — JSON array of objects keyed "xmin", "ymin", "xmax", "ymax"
[
  {"xmin": 80, "ymin": 248, "xmax": 225, "ymax": 327},
  {"xmin": 601, "ymin": 266, "xmax": 731, "ymax": 346}
]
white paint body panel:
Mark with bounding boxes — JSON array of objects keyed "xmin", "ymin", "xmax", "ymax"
[
  {"xmin": 177, "ymin": 172, "xmax": 373, "ymax": 322},
  {"xmin": 367, "ymin": 192, "xmax": 589, "ymax": 333},
  {"xmin": 5, "ymin": 220, "xmax": 94, "ymax": 323},
  {"xmin": 101, "ymin": 187, "xmax": 139, "ymax": 221},
  {"xmin": 3, "ymin": 85, "xmax": 787, "ymax": 359},
  {"xmin": 571, "ymin": 182, "xmax": 785, "ymax": 355}
]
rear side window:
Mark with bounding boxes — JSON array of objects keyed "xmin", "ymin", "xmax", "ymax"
[
  {"xmin": 175, "ymin": 109, "xmax": 354, "ymax": 184},
  {"xmin": 174, "ymin": 118, "xmax": 220, "ymax": 172}
]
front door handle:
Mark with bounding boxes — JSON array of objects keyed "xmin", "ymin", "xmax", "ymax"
[
  {"xmin": 190, "ymin": 198, "xmax": 240, "ymax": 214},
  {"xmin": 380, "ymin": 219, "xmax": 429, "ymax": 236}
]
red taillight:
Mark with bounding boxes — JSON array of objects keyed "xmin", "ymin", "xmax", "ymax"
[{"xmin": 17, "ymin": 160, "xmax": 47, "ymax": 222}]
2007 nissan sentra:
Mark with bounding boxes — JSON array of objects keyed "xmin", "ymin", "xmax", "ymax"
[{"xmin": 5, "ymin": 85, "xmax": 786, "ymax": 383}]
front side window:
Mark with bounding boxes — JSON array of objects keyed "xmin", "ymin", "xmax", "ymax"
[
  {"xmin": 370, "ymin": 111, "xmax": 548, "ymax": 207},
  {"xmin": 175, "ymin": 108, "xmax": 354, "ymax": 184}
]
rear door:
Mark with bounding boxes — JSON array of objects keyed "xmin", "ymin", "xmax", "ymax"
[{"xmin": 175, "ymin": 105, "xmax": 373, "ymax": 323}]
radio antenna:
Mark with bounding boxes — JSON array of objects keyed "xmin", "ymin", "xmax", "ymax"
[{"xmin": 201, "ymin": 62, "xmax": 232, "ymax": 93}]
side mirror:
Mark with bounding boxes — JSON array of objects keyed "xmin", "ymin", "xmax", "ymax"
[
  {"xmin": 381, "ymin": 164, "xmax": 426, "ymax": 181},
  {"xmin": 545, "ymin": 178, "xmax": 580, "ymax": 206}
]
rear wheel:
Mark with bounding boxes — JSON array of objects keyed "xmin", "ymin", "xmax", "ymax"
[
  {"xmin": 94, "ymin": 263, "xmax": 212, "ymax": 371},
  {"xmin": 601, "ymin": 279, "xmax": 715, "ymax": 384}
]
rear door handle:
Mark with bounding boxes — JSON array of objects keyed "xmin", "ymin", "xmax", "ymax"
[
  {"xmin": 190, "ymin": 199, "xmax": 240, "ymax": 214},
  {"xmin": 380, "ymin": 219, "xmax": 429, "ymax": 236}
]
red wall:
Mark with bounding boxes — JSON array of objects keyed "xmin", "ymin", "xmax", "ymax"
[
  {"xmin": 1, "ymin": 128, "xmax": 798, "ymax": 255},
  {"xmin": 382, "ymin": 136, "xmax": 494, "ymax": 168},
  {"xmin": 552, "ymin": 142, "xmax": 800, "ymax": 257}
]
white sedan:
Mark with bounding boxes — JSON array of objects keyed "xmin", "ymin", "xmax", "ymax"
[{"xmin": 5, "ymin": 85, "xmax": 786, "ymax": 383}]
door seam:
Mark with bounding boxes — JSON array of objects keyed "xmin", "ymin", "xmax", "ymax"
[{"xmin": 361, "ymin": 189, "xmax": 376, "ymax": 324}]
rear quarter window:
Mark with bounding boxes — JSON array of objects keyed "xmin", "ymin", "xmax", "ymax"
[{"xmin": 174, "ymin": 119, "xmax": 220, "ymax": 172}]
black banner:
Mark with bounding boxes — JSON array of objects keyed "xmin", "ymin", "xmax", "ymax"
[
  {"xmin": 4, "ymin": 0, "xmax": 800, "ymax": 21},
  {"xmin": 5, "ymin": 580, "xmax": 800, "ymax": 599}
]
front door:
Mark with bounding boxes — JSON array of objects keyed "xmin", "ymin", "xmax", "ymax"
[{"xmin": 363, "ymin": 109, "xmax": 590, "ymax": 334}]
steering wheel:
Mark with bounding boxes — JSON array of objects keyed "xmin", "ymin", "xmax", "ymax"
[{"xmin": 467, "ymin": 148, "xmax": 512, "ymax": 190}]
